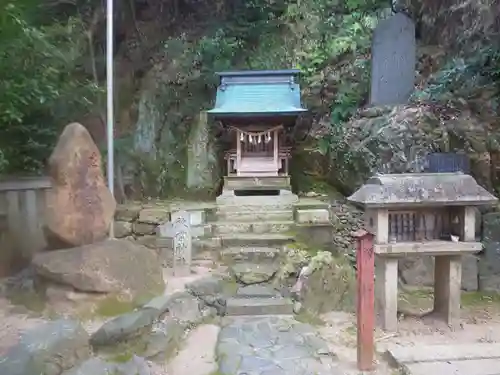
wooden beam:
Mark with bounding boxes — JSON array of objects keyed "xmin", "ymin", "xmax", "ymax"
[
  {"xmin": 236, "ymin": 130, "xmax": 241, "ymax": 176},
  {"xmin": 273, "ymin": 129, "xmax": 278, "ymax": 169},
  {"xmin": 352, "ymin": 229, "xmax": 375, "ymax": 371}
]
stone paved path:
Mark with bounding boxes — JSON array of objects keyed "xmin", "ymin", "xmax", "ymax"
[
  {"xmin": 387, "ymin": 343, "xmax": 500, "ymax": 375},
  {"xmin": 216, "ymin": 315, "xmax": 338, "ymax": 375}
]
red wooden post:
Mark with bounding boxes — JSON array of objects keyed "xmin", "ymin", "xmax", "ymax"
[{"xmin": 352, "ymin": 229, "xmax": 375, "ymax": 371}]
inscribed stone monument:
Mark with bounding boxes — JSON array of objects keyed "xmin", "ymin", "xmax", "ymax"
[
  {"xmin": 157, "ymin": 210, "xmax": 192, "ymax": 275},
  {"xmin": 370, "ymin": 12, "xmax": 416, "ymax": 105}
]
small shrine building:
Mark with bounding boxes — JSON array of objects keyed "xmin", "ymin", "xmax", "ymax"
[{"xmin": 207, "ymin": 69, "xmax": 307, "ymax": 200}]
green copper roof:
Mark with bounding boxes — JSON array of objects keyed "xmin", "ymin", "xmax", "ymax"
[{"xmin": 207, "ymin": 70, "xmax": 307, "ymax": 117}]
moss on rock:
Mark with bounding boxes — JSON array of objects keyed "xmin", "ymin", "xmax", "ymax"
[{"xmin": 300, "ymin": 251, "xmax": 356, "ymax": 314}]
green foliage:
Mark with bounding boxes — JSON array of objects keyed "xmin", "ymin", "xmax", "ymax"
[
  {"xmin": 412, "ymin": 46, "xmax": 500, "ymax": 108},
  {"xmin": 0, "ymin": 2, "xmax": 101, "ymax": 174},
  {"xmin": 300, "ymin": 3, "xmax": 382, "ymax": 188}
]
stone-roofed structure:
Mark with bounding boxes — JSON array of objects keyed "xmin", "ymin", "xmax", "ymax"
[
  {"xmin": 348, "ymin": 173, "xmax": 497, "ymax": 207},
  {"xmin": 348, "ymin": 172, "xmax": 498, "ymax": 331}
]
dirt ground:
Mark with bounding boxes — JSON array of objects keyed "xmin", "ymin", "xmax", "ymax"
[
  {"xmin": 317, "ymin": 288, "xmax": 500, "ymax": 374},
  {"xmin": 2, "ymin": 256, "xmax": 500, "ymax": 375}
]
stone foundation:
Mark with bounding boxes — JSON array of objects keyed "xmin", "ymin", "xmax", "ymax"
[{"xmin": 114, "ymin": 203, "xmax": 213, "ymax": 249}]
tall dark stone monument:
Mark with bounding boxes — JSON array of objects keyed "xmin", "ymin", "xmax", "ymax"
[{"xmin": 370, "ymin": 12, "xmax": 416, "ymax": 105}]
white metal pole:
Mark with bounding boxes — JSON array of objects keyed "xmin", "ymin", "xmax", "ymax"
[{"xmin": 106, "ymin": 0, "xmax": 115, "ymax": 238}]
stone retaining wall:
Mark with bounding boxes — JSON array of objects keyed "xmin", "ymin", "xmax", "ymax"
[{"xmin": 114, "ymin": 204, "xmax": 212, "ymax": 249}]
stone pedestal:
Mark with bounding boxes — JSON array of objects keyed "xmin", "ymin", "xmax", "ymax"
[
  {"xmin": 434, "ymin": 255, "xmax": 462, "ymax": 326},
  {"xmin": 375, "ymin": 256, "xmax": 398, "ymax": 332}
]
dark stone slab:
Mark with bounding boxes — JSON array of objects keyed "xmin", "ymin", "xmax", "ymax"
[
  {"xmin": 0, "ymin": 319, "xmax": 90, "ymax": 375},
  {"xmin": 370, "ymin": 12, "xmax": 416, "ymax": 105}
]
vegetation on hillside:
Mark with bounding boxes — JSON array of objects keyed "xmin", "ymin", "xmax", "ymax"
[
  {"xmin": 0, "ymin": 1, "xmax": 101, "ymax": 174},
  {"xmin": 1, "ymin": 0, "xmax": 500, "ymax": 195}
]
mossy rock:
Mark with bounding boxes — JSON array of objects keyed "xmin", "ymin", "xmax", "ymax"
[
  {"xmin": 94, "ymin": 295, "xmax": 146, "ymax": 317},
  {"xmin": 301, "ymin": 252, "xmax": 356, "ymax": 313},
  {"xmin": 97, "ymin": 318, "xmax": 186, "ymax": 362}
]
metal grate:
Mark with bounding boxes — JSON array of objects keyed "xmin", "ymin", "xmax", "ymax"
[
  {"xmin": 388, "ymin": 210, "xmax": 455, "ymax": 242},
  {"xmin": 426, "ymin": 152, "xmax": 470, "ymax": 173}
]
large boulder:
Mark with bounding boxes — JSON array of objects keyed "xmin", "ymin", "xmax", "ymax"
[
  {"xmin": 0, "ymin": 319, "xmax": 90, "ymax": 375},
  {"xmin": 290, "ymin": 251, "xmax": 356, "ymax": 314},
  {"xmin": 32, "ymin": 239, "xmax": 164, "ymax": 298},
  {"xmin": 90, "ymin": 308, "xmax": 160, "ymax": 347},
  {"xmin": 44, "ymin": 122, "xmax": 116, "ymax": 249}
]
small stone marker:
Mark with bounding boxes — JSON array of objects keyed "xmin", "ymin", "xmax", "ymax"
[
  {"xmin": 370, "ymin": 12, "xmax": 416, "ymax": 105},
  {"xmin": 171, "ymin": 210, "xmax": 192, "ymax": 276},
  {"xmin": 157, "ymin": 210, "xmax": 192, "ymax": 276}
]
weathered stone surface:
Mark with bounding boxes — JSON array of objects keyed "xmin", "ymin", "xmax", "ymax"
[
  {"xmin": 143, "ymin": 295, "xmax": 171, "ymax": 314},
  {"xmin": 138, "ymin": 208, "xmax": 169, "ymax": 224},
  {"xmin": 483, "ymin": 212, "xmax": 500, "ymax": 243},
  {"xmin": 114, "ymin": 221, "xmax": 133, "ymax": 238},
  {"xmin": 291, "ymin": 251, "xmax": 356, "ymax": 313},
  {"xmin": 44, "ymin": 122, "xmax": 116, "ymax": 249},
  {"xmin": 164, "ymin": 292, "xmax": 202, "ymax": 324},
  {"xmin": 236, "ymin": 284, "xmax": 280, "ymax": 298},
  {"xmin": 140, "ymin": 319, "xmax": 185, "ymax": 359},
  {"xmin": 226, "ymin": 297, "xmax": 294, "ymax": 316},
  {"xmin": 296, "ymin": 209, "xmax": 330, "ymax": 224},
  {"xmin": 230, "ymin": 263, "xmax": 278, "ymax": 285},
  {"xmin": 185, "ymin": 276, "xmax": 227, "ymax": 316},
  {"xmin": 386, "ymin": 342, "xmax": 500, "ymax": 375},
  {"xmin": 478, "ymin": 212, "xmax": 500, "ymax": 291},
  {"xmin": 186, "ymin": 112, "xmax": 219, "ymax": 191},
  {"xmin": 325, "ymin": 104, "xmax": 494, "ymax": 194},
  {"xmin": 63, "ymin": 355, "xmax": 151, "ymax": 375},
  {"xmin": 221, "ymin": 246, "xmax": 282, "ymax": 263},
  {"xmin": 32, "ymin": 239, "xmax": 164, "ymax": 296},
  {"xmin": 135, "ymin": 235, "xmax": 158, "ymax": 249},
  {"xmin": 0, "ymin": 319, "xmax": 90, "ymax": 375},
  {"xmin": 400, "ymin": 255, "xmax": 479, "ymax": 291},
  {"xmin": 90, "ymin": 308, "xmax": 159, "ymax": 346},
  {"xmin": 115, "ymin": 205, "xmax": 142, "ymax": 222},
  {"xmin": 133, "ymin": 222, "xmax": 156, "ymax": 235},
  {"xmin": 370, "ymin": 12, "xmax": 416, "ymax": 106},
  {"xmin": 186, "ymin": 276, "xmax": 225, "ymax": 297},
  {"xmin": 217, "ymin": 316, "xmax": 336, "ymax": 375},
  {"xmin": 479, "ymin": 241, "xmax": 500, "ymax": 291}
]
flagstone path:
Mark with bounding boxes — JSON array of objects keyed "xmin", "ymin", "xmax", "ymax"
[{"xmin": 216, "ymin": 315, "xmax": 339, "ymax": 375}]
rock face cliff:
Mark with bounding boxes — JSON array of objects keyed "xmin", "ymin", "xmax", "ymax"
[
  {"xmin": 410, "ymin": 0, "xmax": 500, "ymax": 51},
  {"xmin": 93, "ymin": 0, "xmax": 500, "ymax": 199},
  {"xmin": 123, "ymin": 47, "xmax": 220, "ymax": 199},
  {"xmin": 295, "ymin": 0, "xmax": 500, "ymax": 195}
]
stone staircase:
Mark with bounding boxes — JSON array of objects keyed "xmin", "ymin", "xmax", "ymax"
[
  {"xmin": 224, "ymin": 253, "xmax": 295, "ymax": 316},
  {"xmin": 213, "ymin": 196, "xmax": 296, "ymax": 316}
]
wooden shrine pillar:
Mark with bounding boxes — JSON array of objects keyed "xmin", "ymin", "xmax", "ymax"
[
  {"xmin": 236, "ymin": 129, "xmax": 242, "ymax": 176},
  {"xmin": 273, "ymin": 128, "xmax": 279, "ymax": 169}
]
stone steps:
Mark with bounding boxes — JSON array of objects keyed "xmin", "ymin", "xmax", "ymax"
[
  {"xmin": 214, "ymin": 220, "xmax": 294, "ymax": 235},
  {"xmin": 219, "ymin": 233, "xmax": 294, "ymax": 247},
  {"xmin": 216, "ymin": 201, "xmax": 295, "ymax": 212},
  {"xmin": 235, "ymin": 284, "xmax": 282, "ymax": 298},
  {"xmin": 220, "ymin": 246, "xmax": 282, "ymax": 263},
  {"xmin": 216, "ymin": 209, "xmax": 294, "ymax": 222},
  {"xmin": 225, "ymin": 265, "xmax": 294, "ymax": 316},
  {"xmin": 226, "ymin": 297, "xmax": 294, "ymax": 316}
]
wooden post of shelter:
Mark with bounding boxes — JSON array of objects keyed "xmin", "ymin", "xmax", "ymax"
[{"xmin": 352, "ymin": 228, "xmax": 375, "ymax": 371}]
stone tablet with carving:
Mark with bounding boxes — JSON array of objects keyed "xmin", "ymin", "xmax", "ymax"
[
  {"xmin": 171, "ymin": 210, "xmax": 192, "ymax": 276},
  {"xmin": 370, "ymin": 12, "xmax": 416, "ymax": 106}
]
